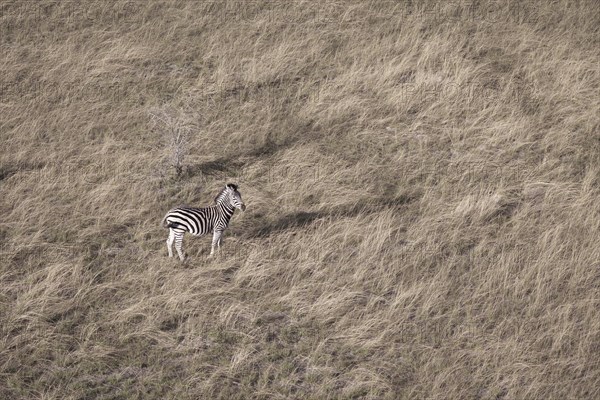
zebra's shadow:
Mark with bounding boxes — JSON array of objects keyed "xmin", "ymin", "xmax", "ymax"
[
  {"xmin": 246, "ymin": 211, "xmax": 325, "ymax": 239},
  {"xmin": 244, "ymin": 191, "xmax": 418, "ymax": 239}
]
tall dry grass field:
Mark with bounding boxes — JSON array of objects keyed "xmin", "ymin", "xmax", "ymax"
[{"xmin": 1, "ymin": 1, "xmax": 599, "ymax": 399}]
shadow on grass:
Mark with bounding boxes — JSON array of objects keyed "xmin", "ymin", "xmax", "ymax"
[
  {"xmin": 185, "ymin": 136, "xmax": 300, "ymax": 179},
  {"xmin": 245, "ymin": 135, "xmax": 300, "ymax": 158},
  {"xmin": 246, "ymin": 191, "xmax": 419, "ymax": 239},
  {"xmin": 0, "ymin": 161, "xmax": 45, "ymax": 181},
  {"xmin": 247, "ymin": 211, "xmax": 325, "ymax": 238},
  {"xmin": 185, "ymin": 158, "xmax": 245, "ymax": 178}
]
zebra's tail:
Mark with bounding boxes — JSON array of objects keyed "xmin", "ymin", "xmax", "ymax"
[{"xmin": 161, "ymin": 213, "xmax": 170, "ymax": 228}]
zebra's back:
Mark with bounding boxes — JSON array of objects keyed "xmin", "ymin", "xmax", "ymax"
[{"xmin": 164, "ymin": 206, "xmax": 217, "ymax": 236}]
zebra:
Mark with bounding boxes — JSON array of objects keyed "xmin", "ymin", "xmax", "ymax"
[{"xmin": 162, "ymin": 183, "xmax": 246, "ymax": 261}]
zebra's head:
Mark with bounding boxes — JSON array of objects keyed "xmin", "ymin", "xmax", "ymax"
[{"xmin": 224, "ymin": 183, "xmax": 246, "ymax": 211}]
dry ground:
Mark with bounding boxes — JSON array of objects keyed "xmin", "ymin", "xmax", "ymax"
[{"xmin": 1, "ymin": 1, "xmax": 599, "ymax": 399}]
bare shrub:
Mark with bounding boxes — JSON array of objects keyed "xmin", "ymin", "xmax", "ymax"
[{"xmin": 148, "ymin": 106, "xmax": 192, "ymax": 178}]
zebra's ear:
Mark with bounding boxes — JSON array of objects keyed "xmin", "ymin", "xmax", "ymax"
[{"xmin": 227, "ymin": 183, "xmax": 238, "ymax": 190}]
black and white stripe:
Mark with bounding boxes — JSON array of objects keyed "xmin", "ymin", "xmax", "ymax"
[{"xmin": 162, "ymin": 183, "xmax": 246, "ymax": 261}]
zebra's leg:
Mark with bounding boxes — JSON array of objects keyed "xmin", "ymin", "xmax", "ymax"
[
  {"xmin": 166, "ymin": 229, "xmax": 175, "ymax": 257},
  {"xmin": 174, "ymin": 230, "xmax": 186, "ymax": 261},
  {"xmin": 210, "ymin": 230, "xmax": 223, "ymax": 256}
]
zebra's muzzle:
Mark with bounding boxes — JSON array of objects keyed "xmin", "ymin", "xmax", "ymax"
[{"xmin": 241, "ymin": 204, "xmax": 246, "ymax": 211}]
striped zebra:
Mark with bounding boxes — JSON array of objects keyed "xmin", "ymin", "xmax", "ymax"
[{"xmin": 162, "ymin": 183, "xmax": 246, "ymax": 261}]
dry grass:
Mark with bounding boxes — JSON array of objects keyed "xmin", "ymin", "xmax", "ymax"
[{"xmin": 1, "ymin": 1, "xmax": 599, "ymax": 399}]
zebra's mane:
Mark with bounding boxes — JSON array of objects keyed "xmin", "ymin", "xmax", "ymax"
[{"xmin": 214, "ymin": 183, "xmax": 238, "ymax": 204}]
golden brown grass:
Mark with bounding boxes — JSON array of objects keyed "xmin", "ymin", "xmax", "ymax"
[{"xmin": 1, "ymin": 1, "xmax": 599, "ymax": 399}]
